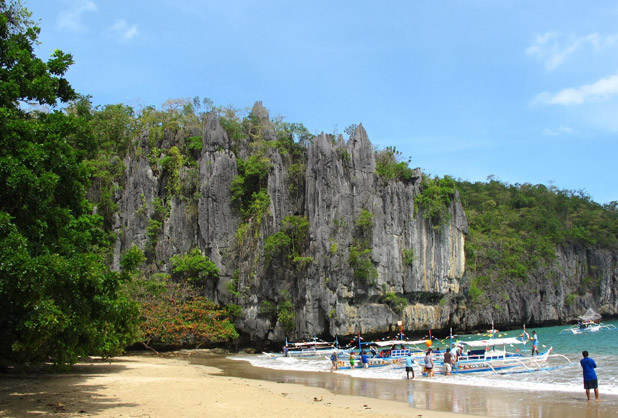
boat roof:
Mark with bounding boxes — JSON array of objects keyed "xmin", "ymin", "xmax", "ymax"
[
  {"xmin": 373, "ymin": 339, "xmax": 428, "ymax": 347},
  {"xmin": 463, "ymin": 337, "xmax": 523, "ymax": 348},
  {"xmin": 289, "ymin": 341, "xmax": 334, "ymax": 348},
  {"xmin": 579, "ymin": 308, "xmax": 602, "ymax": 321}
]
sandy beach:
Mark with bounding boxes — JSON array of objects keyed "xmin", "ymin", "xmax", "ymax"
[{"xmin": 0, "ymin": 352, "xmax": 472, "ymax": 418}]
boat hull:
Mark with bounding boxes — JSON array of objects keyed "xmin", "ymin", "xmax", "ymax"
[{"xmin": 560, "ymin": 323, "xmax": 617, "ymax": 334}]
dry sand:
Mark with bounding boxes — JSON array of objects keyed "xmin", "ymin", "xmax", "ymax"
[{"xmin": 0, "ymin": 353, "xmax": 474, "ymax": 418}]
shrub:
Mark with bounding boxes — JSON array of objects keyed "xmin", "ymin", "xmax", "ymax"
[
  {"xmin": 403, "ymin": 248, "xmax": 414, "ymax": 266},
  {"xmin": 415, "ymin": 175, "xmax": 456, "ymax": 227},
  {"xmin": 277, "ymin": 297, "xmax": 296, "ymax": 332},
  {"xmin": 349, "ymin": 245, "xmax": 378, "ymax": 282},
  {"xmin": 170, "ymin": 248, "xmax": 219, "ymax": 288},
  {"xmin": 138, "ymin": 280, "xmax": 238, "ymax": 348},
  {"xmin": 565, "ymin": 293, "xmax": 577, "ymax": 307},
  {"xmin": 375, "ymin": 146, "xmax": 415, "ymax": 182},
  {"xmin": 384, "ymin": 292, "xmax": 408, "ymax": 313},
  {"xmin": 356, "ymin": 209, "xmax": 374, "ymax": 230}
]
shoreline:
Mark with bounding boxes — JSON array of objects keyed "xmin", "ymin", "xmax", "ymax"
[
  {"xmin": 195, "ymin": 352, "xmax": 618, "ymax": 418},
  {"xmin": 1, "ymin": 351, "xmax": 615, "ymax": 417},
  {"xmin": 0, "ymin": 352, "xmax": 472, "ymax": 418}
]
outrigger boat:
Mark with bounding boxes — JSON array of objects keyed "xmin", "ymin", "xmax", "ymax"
[
  {"xmin": 263, "ymin": 336, "xmax": 344, "ymax": 358},
  {"xmin": 443, "ymin": 337, "xmax": 555, "ymax": 375},
  {"xmin": 331, "ymin": 326, "xmax": 573, "ymax": 375},
  {"xmin": 332, "ymin": 338, "xmax": 430, "ymax": 370},
  {"xmin": 560, "ymin": 309, "xmax": 617, "ymax": 334},
  {"xmin": 414, "ymin": 330, "xmax": 573, "ymax": 376}
]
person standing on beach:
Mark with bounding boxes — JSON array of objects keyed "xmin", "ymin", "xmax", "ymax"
[
  {"xmin": 330, "ymin": 351, "xmax": 338, "ymax": 372},
  {"xmin": 361, "ymin": 351, "xmax": 369, "ymax": 368},
  {"xmin": 405, "ymin": 352, "xmax": 415, "ymax": 379},
  {"xmin": 443, "ymin": 348, "xmax": 453, "ymax": 376},
  {"xmin": 580, "ymin": 351, "xmax": 599, "ymax": 401},
  {"xmin": 349, "ymin": 354, "xmax": 355, "ymax": 369},
  {"xmin": 424, "ymin": 348, "xmax": 434, "ymax": 377},
  {"xmin": 531, "ymin": 331, "xmax": 539, "ymax": 356}
]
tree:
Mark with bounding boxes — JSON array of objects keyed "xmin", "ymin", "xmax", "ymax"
[
  {"xmin": 0, "ymin": 1, "xmax": 74, "ymax": 109},
  {"xmin": 170, "ymin": 248, "xmax": 220, "ymax": 288},
  {"xmin": 0, "ymin": 1, "xmax": 138, "ymax": 368}
]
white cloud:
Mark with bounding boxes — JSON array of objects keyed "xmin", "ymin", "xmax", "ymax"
[
  {"xmin": 543, "ymin": 125, "xmax": 575, "ymax": 136},
  {"xmin": 526, "ymin": 32, "xmax": 618, "ymax": 71},
  {"xmin": 110, "ymin": 19, "xmax": 139, "ymax": 40},
  {"xmin": 57, "ymin": 0, "xmax": 97, "ymax": 32},
  {"xmin": 532, "ymin": 74, "xmax": 618, "ymax": 106}
]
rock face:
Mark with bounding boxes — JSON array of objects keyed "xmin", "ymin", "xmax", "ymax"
[
  {"xmin": 458, "ymin": 245, "xmax": 618, "ymax": 330},
  {"xmin": 111, "ymin": 102, "xmax": 617, "ymax": 346}
]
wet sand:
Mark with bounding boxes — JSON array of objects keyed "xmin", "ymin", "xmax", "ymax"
[
  {"xmin": 0, "ymin": 351, "xmax": 614, "ymax": 417},
  {"xmin": 0, "ymin": 352, "xmax": 468, "ymax": 418},
  {"xmin": 192, "ymin": 354, "xmax": 618, "ymax": 418}
]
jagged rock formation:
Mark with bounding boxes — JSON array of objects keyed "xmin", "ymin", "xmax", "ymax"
[{"xmin": 110, "ymin": 101, "xmax": 617, "ymax": 346}]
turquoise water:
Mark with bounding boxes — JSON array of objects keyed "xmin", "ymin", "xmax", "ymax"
[
  {"xmin": 218, "ymin": 321, "xmax": 618, "ymax": 417},
  {"xmin": 438, "ymin": 320, "xmax": 618, "ymax": 396},
  {"xmin": 232, "ymin": 320, "xmax": 618, "ymax": 395}
]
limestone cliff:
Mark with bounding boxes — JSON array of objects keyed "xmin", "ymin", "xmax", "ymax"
[{"xmin": 109, "ymin": 102, "xmax": 617, "ymax": 346}]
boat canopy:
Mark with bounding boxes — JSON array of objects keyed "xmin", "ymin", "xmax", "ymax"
[
  {"xmin": 373, "ymin": 339, "xmax": 428, "ymax": 347},
  {"xmin": 463, "ymin": 337, "xmax": 523, "ymax": 348},
  {"xmin": 290, "ymin": 341, "xmax": 333, "ymax": 348},
  {"xmin": 578, "ymin": 308, "xmax": 602, "ymax": 322}
]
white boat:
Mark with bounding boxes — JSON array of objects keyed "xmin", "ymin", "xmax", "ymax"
[
  {"xmin": 560, "ymin": 309, "xmax": 618, "ymax": 334},
  {"xmin": 332, "ymin": 338, "xmax": 429, "ymax": 370},
  {"xmin": 560, "ymin": 321, "xmax": 617, "ymax": 334},
  {"xmin": 416, "ymin": 336, "xmax": 572, "ymax": 376},
  {"xmin": 263, "ymin": 337, "xmax": 343, "ymax": 358}
]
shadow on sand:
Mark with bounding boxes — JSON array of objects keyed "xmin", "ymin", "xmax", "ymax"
[{"xmin": 0, "ymin": 358, "xmax": 139, "ymax": 417}]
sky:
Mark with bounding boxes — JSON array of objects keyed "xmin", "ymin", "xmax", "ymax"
[{"xmin": 28, "ymin": 0, "xmax": 618, "ymax": 205}]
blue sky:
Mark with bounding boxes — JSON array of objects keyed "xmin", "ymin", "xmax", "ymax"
[{"xmin": 29, "ymin": 0, "xmax": 618, "ymax": 204}]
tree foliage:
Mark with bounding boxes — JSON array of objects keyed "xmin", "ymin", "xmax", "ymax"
[
  {"xmin": 264, "ymin": 215, "xmax": 310, "ymax": 264},
  {"xmin": 134, "ymin": 278, "xmax": 238, "ymax": 348},
  {"xmin": 383, "ymin": 292, "xmax": 408, "ymax": 314},
  {"xmin": 0, "ymin": 1, "xmax": 138, "ymax": 367},
  {"xmin": 457, "ymin": 177, "xmax": 618, "ymax": 306},
  {"xmin": 122, "ymin": 247, "xmax": 237, "ymax": 349},
  {"xmin": 170, "ymin": 248, "xmax": 220, "ymax": 287},
  {"xmin": 415, "ymin": 175, "xmax": 457, "ymax": 227},
  {"xmin": 349, "ymin": 245, "xmax": 378, "ymax": 284},
  {"xmin": 231, "ymin": 154, "xmax": 272, "ymax": 219},
  {"xmin": 375, "ymin": 146, "xmax": 415, "ymax": 182}
]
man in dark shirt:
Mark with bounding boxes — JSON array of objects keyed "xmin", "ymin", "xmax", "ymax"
[
  {"xmin": 580, "ymin": 350, "xmax": 599, "ymax": 401},
  {"xmin": 443, "ymin": 348, "xmax": 453, "ymax": 375}
]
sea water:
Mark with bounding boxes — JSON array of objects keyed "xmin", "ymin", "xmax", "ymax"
[{"xmin": 229, "ymin": 321, "xmax": 618, "ymax": 397}]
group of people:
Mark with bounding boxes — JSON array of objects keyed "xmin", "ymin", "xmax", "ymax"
[
  {"xmin": 419, "ymin": 346, "xmax": 460, "ymax": 378},
  {"xmin": 331, "ymin": 350, "xmax": 371, "ymax": 372},
  {"xmin": 404, "ymin": 345, "xmax": 463, "ymax": 379}
]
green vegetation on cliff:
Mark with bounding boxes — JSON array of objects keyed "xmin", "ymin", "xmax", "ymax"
[
  {"xmin": 0, "ymin": 2, "xmax": 239, "ymax": 367},
  {"xmin": 3, "ymin": 1, "xmax": 618, "ymax": 366},
  {"xmin": 457, "ymin": 177, "xmax": 618, "ymax": 307}
]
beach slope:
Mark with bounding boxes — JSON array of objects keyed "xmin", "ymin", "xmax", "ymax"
[{"xmin": 0, "ymin": 353, "xmax": 473, "ymax": 417}]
